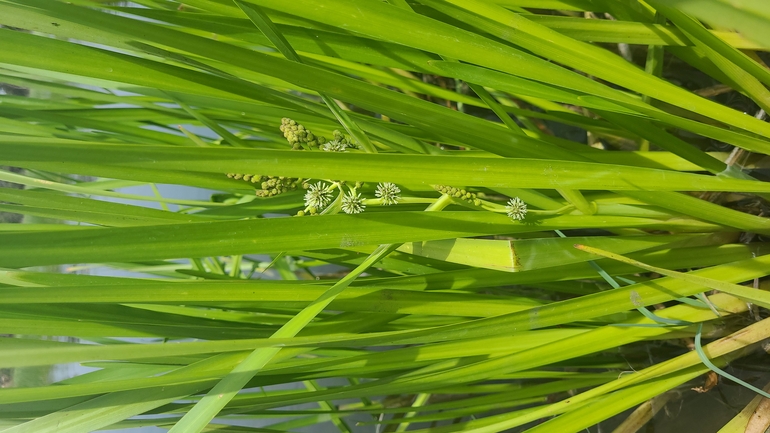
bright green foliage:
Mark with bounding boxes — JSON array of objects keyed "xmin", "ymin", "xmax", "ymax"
[{"xmin": 0, "ymin": 1, "xmax": 770, "ymax": 432}]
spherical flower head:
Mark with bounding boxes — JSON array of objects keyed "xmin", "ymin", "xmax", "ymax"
[
  {"xmin": 375, "ymin": 182, "xmax": 401, "ymax": 205},
  {"xmin": 322, "ymin": 139, "xmax": 348, "ymax": 152},
  {"xmin": 341, "ymin": 191, "xmax": 366, "ymax": 214},
  {"xmin": 506, "ymin": 197, "xmax": 528, "ymax": 221},
  {"xmin": 304, "ymin": 181, "xmax": 333, "ymax": 209}
]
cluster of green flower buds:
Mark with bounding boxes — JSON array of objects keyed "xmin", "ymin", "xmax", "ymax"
[
  {"xmin": 321, "ymin": 130, "xmax": 356, "ymax": 152},
  {"xmin": 226, "ymin": 173, "xmax": 301, "ymax": 197},
  {"xmin": 433, "ymin": 185, "xmax": 481, "ymax": 206},
  {"xmin": 227, "ymin": 118, "xmax": 366, "ymax": 205},
  {"xmin": 280, "ymin": 117, "xmax": 327, "ymax": 150}
]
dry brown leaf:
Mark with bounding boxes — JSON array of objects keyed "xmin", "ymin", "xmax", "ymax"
[
  {"xmin": 692, "ymin": 371, "xmax": 719, "ymax": 393},
  {"xmin": 745, "ymin": 395, "xmax": 770, "ymax": 433},
  {"xmin": 611, "ymin": 392, "xmax": 678, "ymax": 433}
]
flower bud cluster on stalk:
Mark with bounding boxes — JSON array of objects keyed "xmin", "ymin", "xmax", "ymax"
[
  {"xmin": 226, "ymin": 118, "xmax": 528, "ymax": 221},
  {"xmin": 225, "ymin": 173, "xmax": 300, "ymax": 198},
  {"xmin": 280, "ymin": 117, "xmax": 325, "ymax": 150},
  {"xmin": 433, "ymin": 185, "xmax": 482, "ymax": 206}
]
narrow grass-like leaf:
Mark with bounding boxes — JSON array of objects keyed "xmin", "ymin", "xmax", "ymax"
[
  {"xmin": 4, "ymin": 142, "xmax": 770, "ymax": 193},
  {"xmin": 442, "ymin": 316, "xmax": 770, "ymax": 433},
  {"xmin": 167, "ymin": 243, "xmax": 398, "ymax": 432},
  {"xmin": 0, "ymin": 212, "xmax": 725, "ymax": 268},
  {"xmin": 574, "ymin": 244, "xmax": 770, "ymax": 309},
  {"xmin": 233, "ymin": 0, "xmax": 376, "ymax": 153}
]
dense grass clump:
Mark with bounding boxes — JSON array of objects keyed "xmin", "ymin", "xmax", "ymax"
[{"xmin": 1, "ymin": 1, "xmax": 770, "ymax": 432}]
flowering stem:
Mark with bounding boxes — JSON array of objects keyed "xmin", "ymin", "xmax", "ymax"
[
  {"xmin": 319, "ymin": 182, "xmax": 346, "ymax": 215},
  {"xmin": 363, "ymin": 197, "xmax": 435, "ymax": 206},
  {"xmin": 452, "ymin": 196, "xmax": 574, "ymax": 216},
  {"xmin": 449, "ymin": 197, "xmax": 506, "ymax": 213},
  {"xmin": 425, "ymin": 193, "xmax": 454, "ymax": 212},
  {"xmin": 320, "ymin": 190, "xmax": 343, "ymax": 215},
  {"xmin": 528, "ymin": 204, "xmax": 576, "ymax": 215}
]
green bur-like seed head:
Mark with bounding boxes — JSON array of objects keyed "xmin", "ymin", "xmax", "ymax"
[
  {"xmin": 506, "ymin": 197, "xmax": 528, "ymax": 221},
  {"xmin": 375, "ymin": 182, "xmax": 401, "ymax": 205},
  {"xmin": 304, "ymin": 181, "xmax": 333, "ymax": 209},
  {"xmin": 322, "ymin": 139, "xmax": 349, "ymax": 152},
  {"xmin": 341, "ymin": 191, "xmax": 366, "ymax": 214}
]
